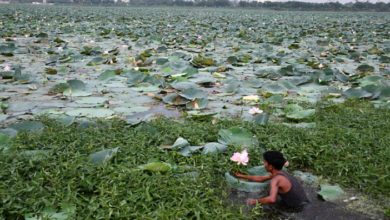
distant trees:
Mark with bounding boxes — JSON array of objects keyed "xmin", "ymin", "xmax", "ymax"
[
  {"xmin": 20, "ymin": 0, "xmax": 390, "ymax": 11},
  {"xmin": 236, "ymin": 1, "xmax": 390, "ymax": 12}
]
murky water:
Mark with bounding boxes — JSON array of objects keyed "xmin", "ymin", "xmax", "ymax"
[{"xmin": 226, "ymin": 177, "xmax": 388, "ymax": 220}]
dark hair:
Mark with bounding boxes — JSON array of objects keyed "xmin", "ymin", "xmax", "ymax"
[{"xmin": 263, "ymin": 151, "xmax": 285, "ymax": 170}]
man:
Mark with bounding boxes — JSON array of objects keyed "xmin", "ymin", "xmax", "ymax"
[{"xmin": 233, "ymin": 151, "xmax": 309, "ymax": 210}]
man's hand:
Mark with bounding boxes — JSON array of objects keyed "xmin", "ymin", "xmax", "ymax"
[
  {"xmin": 246, "ymin": 199, "xmax": 258, "ymax": 205},
  {"xmin": 232, "ymin": 172, "xmax": 246, "ymax": 178}
]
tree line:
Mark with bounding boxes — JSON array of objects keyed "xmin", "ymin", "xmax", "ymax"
[{"xmin": 14, "ymin": 0, "xmax": 390, "ymax": 12}]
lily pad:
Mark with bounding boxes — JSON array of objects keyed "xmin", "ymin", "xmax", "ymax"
[
  {"xmin": 163, "ymin": 93, "xmax": 189, "ymax": 106},
  {"xmin": 178, "ymin": 146, "xmax": 203, "ymax": 156},
  {"xmin": 218, "ymin": 127, "xmax": 259, "ymax": 148},
  {"xmin": 202, "ymin": 142, "xmax": 229, "ymax": 154},
  {"xmin": 286, "ymin": 109, "xmax": 316, "ymax": 120},
  {"xmin": 85, "ymin": 147, "xmax": 119, "ymax": 165},
  {"xmin": 0, "ymin": 133, "xmax": 11, "ymax": 149},
  {"xmin": 9, "ymin": 121, "xmax": 45, "ymax": 134},
  {"xmin": 179, "ymin": 88, "xmax": 208, "ymax": 100},
  {"xmin": 65, "ymin": 108, "xmax": 115, "ymax": 118},
  {"xmin": 58, "ymin": 115, "xmax": 76, "ymax": 126},
  {"xmin": 63, "ymin": 88, "xmax": 92, "ymax": 97},
  {"xmin": 142, "ymin": 162, "xmax": 171, "ymax": 173},
  {"xmin": 343, "ymin": 88, "xmax": 372, "ymax": 98},
  {"xmin": 225, "ymin": 172, "xmax": 270, "ymax": 192},
  {"xmin": 318, "ymin": 184, "xmax": 344, "ymax": 201}
]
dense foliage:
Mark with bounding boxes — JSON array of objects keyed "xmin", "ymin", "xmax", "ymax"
[{"xmin": 1, "ymin": 100, "xmax": 390, "ymax": 219}]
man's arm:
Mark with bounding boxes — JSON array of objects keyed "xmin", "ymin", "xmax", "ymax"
[
  {"xmin": 233, "ymin": 172, "xmax": 273, "ymax": 183},
  {"xmin": 246, "ymin": 178, "xmax": 279, "ymax": 205}
]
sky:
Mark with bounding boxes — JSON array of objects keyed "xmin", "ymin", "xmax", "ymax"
[{"xmin": 277, "ymin": 0, "xmax": 390, "ymax": 3}]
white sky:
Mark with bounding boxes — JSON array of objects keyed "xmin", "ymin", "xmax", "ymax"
[{"xmin": 277, "ymin": 0, "xmax": 390, "ymax": 3}]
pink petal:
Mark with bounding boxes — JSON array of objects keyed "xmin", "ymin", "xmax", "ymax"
[{"xmin": 230, "ymin": 152, "xmax": 241, "ymax": 162}]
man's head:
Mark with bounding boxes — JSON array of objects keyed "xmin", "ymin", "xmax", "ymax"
[{"xmin": 263, "ymin": 151, "xmax": 286, "ymax": 171}]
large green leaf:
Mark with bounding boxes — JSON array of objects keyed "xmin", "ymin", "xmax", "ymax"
[
  {"xmin": 97, "ymin": 70, "xmax": 116, "ymax": 81},
  {"xmin": 58, "ymin": 115, "xmax": 76, "ymax": 126},
  {"xmin": 318, "ymin": 184, "xmax": 344, "ymax": 201},
  {"xmin": 63, "ymin": 88, "xmax": 92, "ymax": 97},
  {"xmin": 142, "ymin": 162, "xmax": 171, "ymax": 173},
  {"xmin": 162, "ymin": 93, "xmax": 189, "ymax": 105},
  {"xmin": 65, "ymin": 108, "xmax": 115, "ymax": 118},
  {"xmin": 178, "ymin": 146, "xmax": 203, "ymax": 156},
  {"xmin": 0, "ymin": 133, "xmax": 11, "ymax": 150},
  {"xmin": 179, "ymin": 88, "xmax": 207, "ymax": 100},
  {"xmin": 186, "ymin": 98, "xmax": 209, "ymax": 109},
  {"xmin": 218, "ymin": 127, "xmax": 259, "ymax": 148},
  {"xmin": 85, "ymin": 147, "xmax": 119, "ymax": 165},
  {"xmin": 9, "ymin": 121, "xmax": 45, "ymax": 134},
  {"xmin": 160, "ymin": 137, "xmax": 189, "ymax": 150},
  {"xmin": 225, "ymin": 173, "xmax": 270, "ymax": 191},
  {"xmin": 343, "ymin": 88, "xmax": 372, "ymax": 98},
  {"xmin": 286, "ymin": 109, "xmax": 316, "ymax": 120},
  {"xmin": 202, "ymin": 142, "xmax": 229, "ymax": 154},
  {"xmin": 251, "ymin": 113, "xmax": 269, "ymax": 124}
]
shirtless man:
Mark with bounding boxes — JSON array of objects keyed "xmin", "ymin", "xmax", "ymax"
[{"xmin": 233, "ymin": 151, "xmax": 309, "ymax": 209}]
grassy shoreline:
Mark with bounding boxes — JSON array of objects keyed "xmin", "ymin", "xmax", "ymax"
[{"xmin": 1, "ymin": 99, "xmax": 390, "ymax": 219}]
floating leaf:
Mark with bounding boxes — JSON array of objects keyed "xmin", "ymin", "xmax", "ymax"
[
  {"xmin": 343, "ymin": 88, "xmax": 372, "ymax": 98},
  {"xmin": 63, "ymin": 88, "xmax": 92, "ymax": 97},
  {"xmin": 251, "ymin": 113, "xmax": 269, "ymax": 124},
  {"xmin": 218, "ymin": 127, "xmax": 259, "ymax": 148},
  {"xmin": 142, "ymin": 162, "xmax": 171, "ymax": 173},
  {"xmin": 9, "ymin": 121, "xmax": 45, "ymax": 134},
  {"xmin": 225, "ymin": 172, "xmax": 270, "ymax": 192},
  {"xmin": 0, "ymin": 133, "xmax": 11, "ymax": 149},
  {"xmin": 97, "ymin": 70, "xmax": 116, "ymax": 81},
  {"xmin": 318, "ymin": 184, "xmax": 344, "ymax": 201},
  {"xmin": 178, "ymin": 146, "xmax": 203, "ymax": 156},
  {"xmin": 65, "ymin": 108, "xmax": 114, "ymax": 118},
  {"xmin": 179, "ymin": 88, "xmax": 207, "ymax": 100},
  {"xmin": 286, "ymin": 109, "xmax": 316, "ymax": 120},
  {"xmin": 202, "ymin": 142, "xmax": 229, "ymax": 154},
  {"xmin": 85, "ymin": 147, "xmax": 119, "ymax": 165}
]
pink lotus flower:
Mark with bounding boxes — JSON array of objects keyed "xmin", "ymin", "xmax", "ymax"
[
  {"xmin": 90, "ymin": 40, "xmax": 94, "ymax": 43},
  {"xmin": 3, "ymin": 65, "xmax": 11, "ymax": 71},
  {"xmin": 13, "ymin": 38, "xmax": 17, "ymax": 41},
  {"xmin": 122, "ymin": 45, "xmax": 128, "ymax": 48},
  {"xmin": 57, "ymin": 47, "xmax": 63, "ymax": 52},
  {"xmin": 37, "ymin": 27, "xmax": 39, "ymax": 30},
  {"xmin": 248, "ymin": 107, "xmax": 263, "ymax": 115},
  {"xmin": 230, "ymin": 149, "xmax": 249, "ymax": 166},
  {"xmin": 198, "ymin": 36, "xmax": 202, "ymax": 39},
  {"xmin": 319, "ymin": 63, "xmax": 324, "ymax": 69},
  {"xmin": 352, "ymin": 39, "xmax": 356, "ymax": 42},
  {"xmin": 104, "ymin": 50, "xmax": 109, "ymax": 54},
  {"xmin": 285, "ymin": 161, "xmax": 289, "ymax": 167}
]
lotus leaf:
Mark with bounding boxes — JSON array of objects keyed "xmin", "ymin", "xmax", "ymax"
[
  {"xmin": 9, "ymin": 121, "xmax": 45, "ymax": 134},
  {"xmin": 65, "ymin": 108, "xmax": 115, "ymax": 118},
  {"xmin": 286, "ymin": 109, "xmax": 316, "ymax": 120},
  {"xmin": 318, "ymin": 184, "xmax": 344, "ymax": 201},
  {"xmin": 218, "ymin": 127, "xmax": 258, "ymax": 148},
  {"xmin": 85, "ymin": 147, "xmax": 119, "ymax": 165},
  {"xmin": 202, "ymin": 142, "xmax": 229, "ymax": 154}
]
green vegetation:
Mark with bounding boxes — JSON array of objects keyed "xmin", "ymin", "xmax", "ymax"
[
  {"xmin": 1, "ymin": 99, "xmax": 389, "ymax": 219},
  {"xmin": 1, "ymin": 5, "xmax": 390, "ymax": 219}
]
